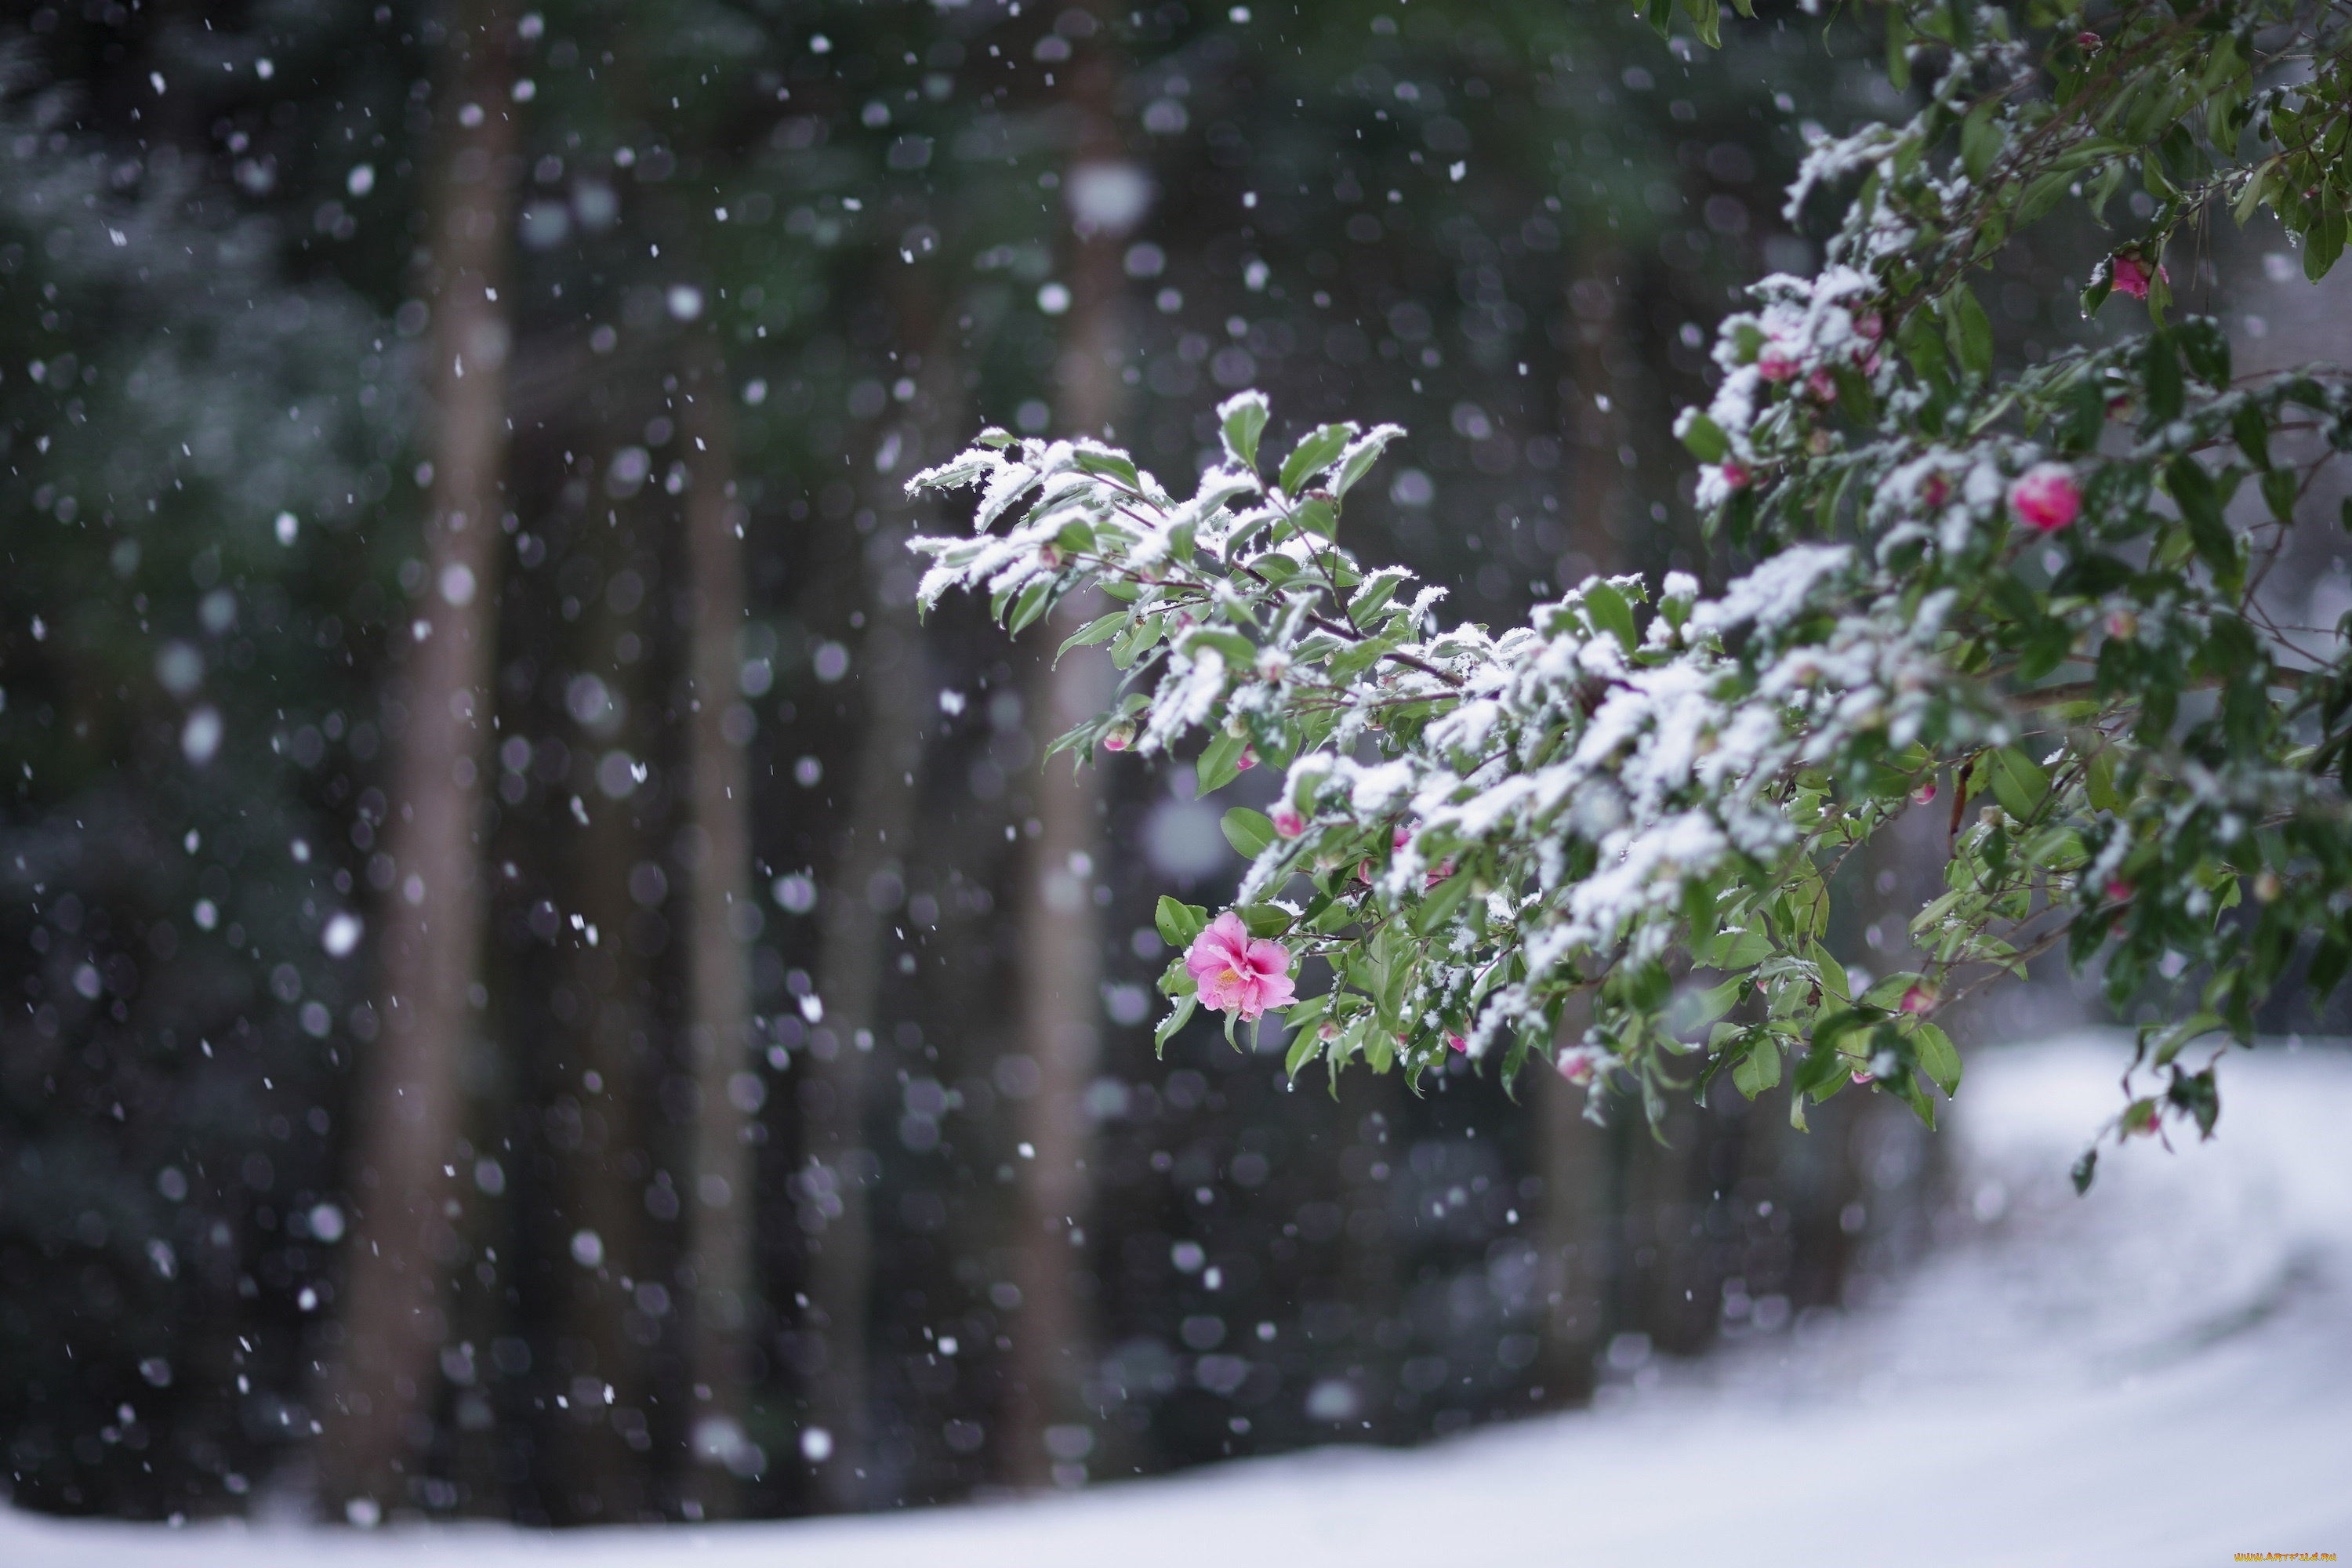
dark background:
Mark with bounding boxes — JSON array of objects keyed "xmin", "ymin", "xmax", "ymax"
[{"xmin": 0, "ymin": 0, "xmax": 2140, "ymax": 1526}]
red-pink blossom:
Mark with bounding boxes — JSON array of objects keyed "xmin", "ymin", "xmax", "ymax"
[
  {"xmin": 1555, "ymin": 1045, "xmax": 1606, "ymax": 1085},
  {"xmin": 1911, "ymin": 779, "xmax": 1938, "ymax": 806},
  {"xmin": 2011, "ymin": 464, "xmax": 2082, "ymax": 532},
  {"xmin": 1185, "ymin": 913, "xmax": 1296, "ymax": 1022},
  {"xmin": 1850, "ymin": 1069, "xmax": 1876, "ymax": 1086},
  {"xmin": 1446, "ymin": 1032, "xmax": 1468, "ymax": 1054},
  {"xmin": 2111, "ymin": 252, "xmax": 2167, "ymax": 301},
  {"xmin": 1235, "ymin": 746, "xmax": 1258, "ymax": 771},
  {"xmin": 2105, "ymin": 878, "xmax": 2134, "ymax": 904},
  {"xmin": 1900, "ymin": 983, "xmax": 1939, "ymax": 1014},
  {"xmin": 1807, "ymin": 369, "xmax": 1838, "ymax": 402},
  {"xmin": 1272, "ymin": 804, "xmax": 1307, "ymax": 838},
  {"xmin": 1758, "ymin": 351, "xmax": 1798, "ymax": 383},
  {"xmin": 1102, "ymin": 724, "xmax": 1134, "ymax": 753}
]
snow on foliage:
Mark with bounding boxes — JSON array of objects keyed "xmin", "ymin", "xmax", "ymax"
[{"xmin": 914, "ymin": 0, "xmax": 2352, "ymax": 1175}]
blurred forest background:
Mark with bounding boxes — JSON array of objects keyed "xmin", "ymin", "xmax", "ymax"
[{"xmin": 6, "ymin": 0, "xmax": 2326, "ymax": 1530}]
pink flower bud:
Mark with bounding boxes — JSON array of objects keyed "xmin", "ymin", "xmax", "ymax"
[
  {"xmin": 1102, "ymin": 724, "xmax": 1134, "ymax": 753},
  {"xmin": 1911, "ymin": 779, "xmax": 1938, "ymax": 806},
  {"xmin": 1850, "ymin": 1069, "xmax": 1876, "ymax": 1086},
  {"xmin": 1856, "ymin": 313, "xmax": 1885, "ymax": 342},
  {"xmin": 1720, "ymin": 460, "xmax": 1752, "ymax": 490},
  {"xmin": 2076, "ymin": 29, "xmax": 2101, "ymax": 48},
  {"xmin": 1393, "ymin": 826, "xmax": 1411, "ymax": 850},
  {"xmin": 2105, "ymin": 878, "xmax": 2133, "ymax": 904},
  {"xmin": 1272, "ymin": 805, "xmax": 1307, "ymax": 839},
  {"xmin": 1900, "ymin": 983, "xmax": 1939, "ymax": 1015},
  {"xmin": 1446, "ymin": 1032, "xmax": 1468, "ymax": 1054},
  {"xmin": 1235, "ymin": 746, "xmax": 1258, "ymax": 771},
  {"xmin": 2106, "ymin": 608, "xmax": 2138, "ymax": 640},
  {"xmin": 1758, "ymin": 350, "xmax": 1798, "ymax": 383},
  {"xmin": 1806, "ymin": 369, "xmax": 1838, "ymax": 402},
  {"xmin": 1555, "ymin": 1046, "xmax": 1605, "ymax": 1085},
  {"xmin": 2010, "ymin": 464, "xmax": 2081, "ymax": 532},
  {"xmin": 2110, "ymin": 252, "xmax": 2167, "ymax": 301}
]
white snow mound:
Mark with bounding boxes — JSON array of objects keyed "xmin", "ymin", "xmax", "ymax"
[{"xmin": 5, "ymin": 1033, "xmax": 2348, "ymax": 1566}]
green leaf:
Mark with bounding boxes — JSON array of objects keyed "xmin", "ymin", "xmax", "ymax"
[
  {"xmin": 1330, "ymin": 426, "xmax": 1401, "ymax": 498},
  {"xmin": 1071, "ymin": 447, "xmax": 1139, "ymax": 487},
  {"xmin": 1237, "ymin": 903, "xmax": 1291, "ymax": 939},
  {"xmin": 1221, "ymin": 807, "xmax": 1276, "ymax": 859},
  {"xmin": 1791, "ymin": 1033, "xmax": 1852, "ymax": 1102},
  {"xmin": 1582, "ymin": 580, "xmax": 1639, "ymax": 651},
  {"xmin": 1154, "ymin": 994, "xmax": 1197, "ymax": 1056},
  {"xmin": 1195, "ymin": 731, "xmax": 1246, "ymax": 797},
  {"xmin": 1412, "ymin": 868, "xmax": 1477, "ymax": 936},
  {"xmin": 2175, "ymin": 318, "xmax": 2230, "ymax": 387},
  {"xmin": 1006, "ymin": 575, "xmax": 1055, "ymax": 635},
  {"xmin": 1285, "ymin": 1023, "xmax": 1323, "ymax": 1077},
  {"xmin": 1987, "ymin": 746, "xmax": 2050, "ymax": 822},
  {"xmin": 1184, "ymin": 627, "xmax": 1259, "ymax": 667},
  {"xmin": 1058, "ymin": 611, "xmax": 1127, "ymax": 660},
  {"xmin": 2070, "ymin": 1147, "xmax": 2098, "ymax": 1195},
  {"xmin": 1959, "ymin": 100, "xmax": 2001, "ymax": 183},
  {"xmin": 1155, "ymin": 895, "xmax": 1210, "ymax": 948},
  {"xmin": 2305, "ymin": 206, "xmax": 2347, "ymax": 283},
  {"xmin": 1293, "ymin": 497, "xmax": 1339, "ymax": 541},
  {"xmin": 1219, "ymin": 391, "xmax": 1269, "ymax": 471},
  {"xmin": 2143, "ymin": 334, "xmax": 2184, "ymax": 424},
  {"xmin": 1731, "ymin": 1033, "xmax": 1781, "ymax": 1098},
  {"xmin": 2167, "ymin": 456, "xmax": 2239, "ymax": 590},
  {"xmin": 1678, "ymin": 411, "xmax": 1730, "ymax": 464},
  {"xmin": 1277, "ymin": 423, "xmax": 1356, "ymax": 495},
  {"xmin": 1944, "ymin": 285, "xmax": 1993, "ymax": 380},
  {"xmin": 1914, "ymin": 1022, "xmax": 1962, "ymax": 1097}
]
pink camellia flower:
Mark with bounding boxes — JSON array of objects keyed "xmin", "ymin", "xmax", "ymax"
[
  {"xmin": 1272, "ymin": 804, "xmax": 1307, "ymax": 839},
  {"xmin": 1719, "ymin": 460, "xmax": 1752, "ymax": 490},
  {"xmin": 2011, "ymin": 464, "xmax": 2082, "ymax": 532},
  {"xmin": 2110, "ymin": 252, "xmax": 2168, "ymax": 301},
  {"xmin": 1555, "ymin": 1045, "xmax": 1606, "ymax": 1085},
  {"xmin": 1758, "ymin": 350, "xmax": 1798, "ymax": 383},
  {"xmin": 1185, "ymin": 913, "xmax": 1296, "ymax": 1022},
  {"xmin": 1900, "ymin": 982, "xmax": 1939, "ymax": 1014}
]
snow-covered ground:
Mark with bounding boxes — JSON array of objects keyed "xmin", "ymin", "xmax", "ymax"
[{"xmin": 8, "ymin": 1033, "xmax": 2348, "ymax": 1566}]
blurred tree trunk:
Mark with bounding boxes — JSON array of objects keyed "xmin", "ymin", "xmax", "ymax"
[
  {"xmin": 1002, "ymin": 16, "xmax": 1127, "ymax": 1490},
  {"xmin": 1562, "ymin": 245, "xmax": 1631, "ymax": 570},
  {"xmin": 322, "ymin": 2, "xmax": 517, "ymax": 1521},
  {"xmin": 1535, "ymin": 1006, "xmax": 1605, "ymax": 1405},
  {"xmin": 799, "ymin": 458, "xmax": 919, "ymax": 1515},
  {"xmin": 676, "ymin": 340, "xmax": 759, "ymax": 1512},
  {"xmin": 541, "ymin": 499, "xmax": 656, "ymax": 1525}
]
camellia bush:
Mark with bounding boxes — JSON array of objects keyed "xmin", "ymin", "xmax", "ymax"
[{"xmin": 911, "ymin": 0, "xmax": 2352, "ymax": 1188}]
